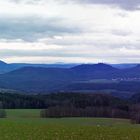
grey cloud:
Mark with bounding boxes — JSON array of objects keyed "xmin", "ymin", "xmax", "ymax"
[
  {"xmin": 111, "ymin": 29, "xmax": 132, "ymax": 36},
  {"xmin": 0, "ymin": 17, "xmax": 81, "ymax": 41},
  {"xmin": 0, "ymin": 49, "xmax": 91, "ymax": 58},
  {"xmin": 8, "ymin": 0, "xmax": 140, "ymax": 10},
  {"xmin": 8, "ymin": 0, "xmax": 38, "ymax": 4},
  {"xmin": 72, "ymin": 0, "xmax": 140, "ymax": 10},
  {"xmin": 0, "ymin": 43, "xmax": 140, "ymax": 58}
]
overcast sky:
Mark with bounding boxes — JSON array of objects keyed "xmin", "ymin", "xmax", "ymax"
[{"xmin": 0, "ymin": 0, "xmax": 140, "ymax": 63}]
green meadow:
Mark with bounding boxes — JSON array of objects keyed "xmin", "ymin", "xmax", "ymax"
[{"xmin": 0, "ymin": 109, "xmax": 138, "ymax": 140}]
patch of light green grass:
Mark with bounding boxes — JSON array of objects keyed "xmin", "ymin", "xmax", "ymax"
[{"xmin": 0, "ymin": 109, "xmax": 139, "ymax": 140}]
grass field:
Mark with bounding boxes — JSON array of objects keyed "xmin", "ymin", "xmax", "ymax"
[{"xmin": 0, "ymin": 109, "xmax": 138, "ymax": 139}]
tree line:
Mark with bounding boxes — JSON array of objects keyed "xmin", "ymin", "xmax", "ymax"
[
  {"xmin": 0, "ymin": 92, "xmax": 128, "ymax": 109},
  {"xmin": 0, "ymin": 92, "xmax": 140, "ymax": 123}
]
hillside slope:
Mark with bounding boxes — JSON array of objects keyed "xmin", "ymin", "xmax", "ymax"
[{"xmin": 0, "ymin": 63, "xmax": 139, "ymax": 93}]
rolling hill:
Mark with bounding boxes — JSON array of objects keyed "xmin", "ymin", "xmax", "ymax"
[
  {"xmin": 0, "ymin": 61, "xmax": 78, "ymax": 74},
  {"xmin": 0, "ymin": 63, "xmax": 139, "ymax": 94}
]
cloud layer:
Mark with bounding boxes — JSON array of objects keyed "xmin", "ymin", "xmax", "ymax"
[
  {"xmin": 10, "ymin": 0, "xmax": 140, "ymax": 10},
  {"xmin": 71, "ymin": 0, "xmax": 140, "ymax": 10},
  {"xmin": 0, "ymin": 0, "xmax": 140, "ymax": 63}
]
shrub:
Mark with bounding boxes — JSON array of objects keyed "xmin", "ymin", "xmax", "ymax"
[
  {"xmin": 40, "ymin": 106, "xmax": 129, "ymax": 118},
  {"xmin": 130, "ymin": 104, "xmax": 140, "ymax": 124},
  {"xmin": 0, "ymin": 109, "xmax": 6, "ymax": 118}
]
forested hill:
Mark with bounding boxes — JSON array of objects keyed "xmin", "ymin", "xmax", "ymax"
[
  {"xmin": 0, "ymin": 63, "xmax": 139, "ymax": 93},
  {"xmin": 0, "ymin": 60, "xmax": 77, "ymax": 74},
  {"xmin": 0, "ymin": 92, "xmax": 127, "ymax": 109}
]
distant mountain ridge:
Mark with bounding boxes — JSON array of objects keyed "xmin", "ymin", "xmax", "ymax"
[
  {"xmin": 72, "ymin": 63, "xmax": 118, "ymax": 71},
  {"xmin": 0, "ymin": 61, "xmax": 7, "ymax": 65},
  {"xmin": 0, "ymin": 60, "xmax": 139, "ymax": 74},
  {"xmin": 0, "ymin": 61, "xmax": 78, "ymax": 74},
  {"xmin": 0, "ymin": 63, "xmax": 139, "ymax": 93}
]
